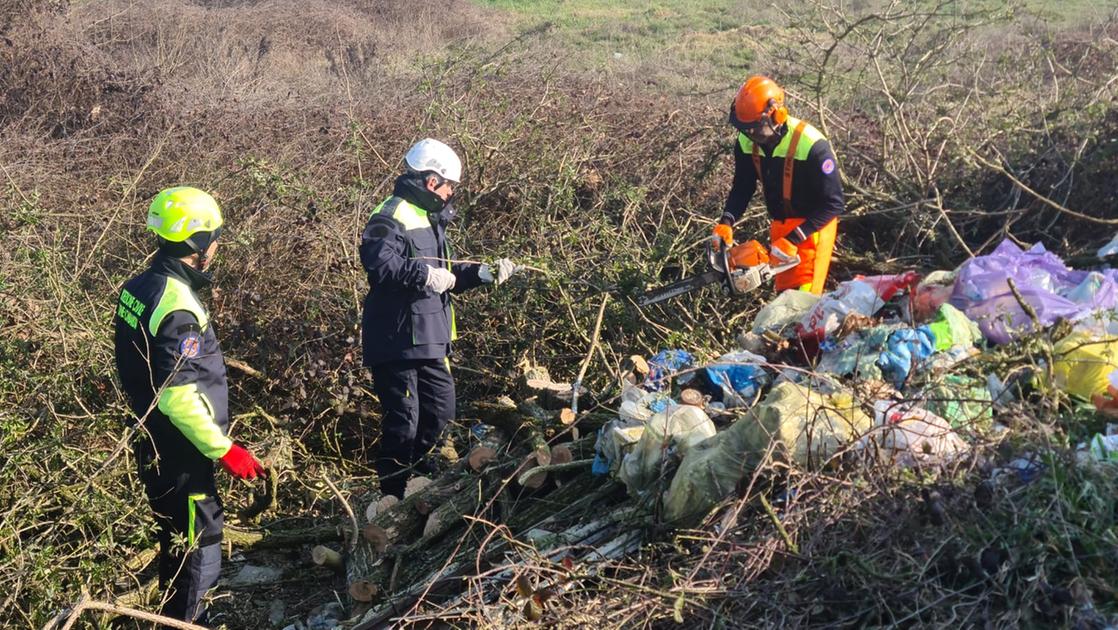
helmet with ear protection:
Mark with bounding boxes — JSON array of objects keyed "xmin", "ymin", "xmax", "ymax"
[{"xmin": 730, "ymin": 75, "xmax": 787, "ymax": 131}]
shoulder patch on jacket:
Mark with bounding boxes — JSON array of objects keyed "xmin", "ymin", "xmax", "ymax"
[
  {"xmin": 821, "ymin": 158, "xmax": 836, "ymax": 174},
  {"xmin": 178, "ymin": 332, "xmax": 202, "ymax": 358}
]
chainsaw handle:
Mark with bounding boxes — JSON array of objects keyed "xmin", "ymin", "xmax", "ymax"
[
  {"xmin": 706, "ymin": 239, "xmax": 749, "ymax": 296},
  {"xmin": 705, "ymin": 238, "xmax": 725, "ymax": 271}
]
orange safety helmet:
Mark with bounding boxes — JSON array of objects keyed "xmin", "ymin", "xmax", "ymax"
[{"xmin": 729, "ymin": 75, "xmax": 787, "ymax": 132}]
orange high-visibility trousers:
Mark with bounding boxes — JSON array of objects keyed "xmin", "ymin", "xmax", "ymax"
[{"xmin": 770, "ymin": 217, "xmax": 838, "ymax": 294}]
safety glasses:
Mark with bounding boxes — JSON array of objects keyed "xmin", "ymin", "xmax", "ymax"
[{"xmin": 727, "ymin": 105, "xmax": 771, "ymax": 135}]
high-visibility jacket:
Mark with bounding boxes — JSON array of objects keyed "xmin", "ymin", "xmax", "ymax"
[
  {"xmin": 359, "ymin": 175, "xmax": 485, "ymax": 366},
  {"xmin": 114, "ymin": 255, "xmax": 232, "ymax": 482},
  {"xmin": 722, "ymin": 117, "xmax": 845, "ymax": 293}
]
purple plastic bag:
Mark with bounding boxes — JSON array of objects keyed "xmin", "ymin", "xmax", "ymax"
[{"xmin": 949, "ymin": 240, "xmax": 1118, "ymax": 344}]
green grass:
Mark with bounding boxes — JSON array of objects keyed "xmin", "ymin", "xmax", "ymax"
[
  {"xmin": 1022, "ymin": 0, "xmax": 1117, "ymax": 23},
  {"xmin": 476, "ymin": 0, "xmax": 1115, "ymax": 92},
  {"xmin": 476, "ymin": 0, "xmax": 776, "ymax": 91}
]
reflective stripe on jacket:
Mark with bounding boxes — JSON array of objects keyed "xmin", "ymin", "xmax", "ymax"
[
  {"xmin": 359, "ymin": 177, "xmax": 486, "ymax": 367},
  {"xmin": 722, "ymin": 117, "xmax": 845, "ymax": 244},
  {"xmin": 114, "ymin": 255, "xmax": 231, "ymax": 474}
]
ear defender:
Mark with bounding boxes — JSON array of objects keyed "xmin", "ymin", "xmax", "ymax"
[{"xmin": 768, "ymin": 98, "xmax": 788, "ymax": 125}]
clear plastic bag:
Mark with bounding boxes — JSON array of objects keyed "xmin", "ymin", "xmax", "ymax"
[{"xmin": 618, "ymin": 404, "xmax": 716, "ymax": 497}]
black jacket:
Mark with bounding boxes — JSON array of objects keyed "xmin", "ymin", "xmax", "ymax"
[
  {"xmin": 722, "ymin": 117, "xmax": 845, "ymax": 244},
  {"xmin": 359, "ymin": 175, "xmax": 486, "ymax": 366},
  {"xmin": 114, "ymin": 255, "xmax": 232, "ymax": 484}
]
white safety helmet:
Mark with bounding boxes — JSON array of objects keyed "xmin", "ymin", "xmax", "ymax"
[{"xmin": 404, "ymin": 138, "xmax": 462, "ymax": 183}]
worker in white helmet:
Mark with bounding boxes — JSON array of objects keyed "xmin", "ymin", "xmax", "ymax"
[{"xmin": 359, "ymin": 138, "xmax": 522, "ymax": 497}]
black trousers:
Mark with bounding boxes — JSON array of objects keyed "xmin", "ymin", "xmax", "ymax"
[
  {"xmin": 370, "ymin": 358, "xmax": 455, "ymax": 498},
  {"xmin": 135, "ymin": 440, "xmax": 224, "ymax": 625}
]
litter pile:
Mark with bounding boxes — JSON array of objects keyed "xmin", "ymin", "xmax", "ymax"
[{"xmin": 296, "ymin": 238, "xmax": 1118, "ymax": 629}]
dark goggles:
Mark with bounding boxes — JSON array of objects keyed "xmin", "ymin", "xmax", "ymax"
[{"xmin": 727, "ymin": 104, "xmax": 769, "ymax": 135}]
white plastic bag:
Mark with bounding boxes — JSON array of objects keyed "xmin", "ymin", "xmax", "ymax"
[
  {"xmin": 799, "ymin": 280, "xmax": 884, "ymax": 336},
  {"xmin": 1099, "ymin": 233, "xmax": 1118, "ymax": 259},
  {"xmin": 858, "ymin": 401, "xmax": 969, "ymax": 467},
  {"xmin": 752, "ymin": 290, "xmax": 820, "ymax": 333}
]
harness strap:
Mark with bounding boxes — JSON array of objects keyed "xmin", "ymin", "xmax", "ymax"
[
  {"xmin": 783, "ymin": 120, "xmax": 807, "ymax": 214},
  {"xmin": 750, "ymin": 119, "xmax": 806, "ymax": 215}
]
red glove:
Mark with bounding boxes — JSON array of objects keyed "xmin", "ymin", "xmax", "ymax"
[
  {"xmin": 770, "ymin": 237, "xmax": 799, "ymax": 265},
  {"xmin": 220, "ymin": 443, "xmax": 265, "ymax": 480}
]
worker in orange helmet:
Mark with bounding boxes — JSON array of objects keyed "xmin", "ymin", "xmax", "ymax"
[{"xmin": 713, "ymin": 75, "xmax": 845, "ymax": 294}]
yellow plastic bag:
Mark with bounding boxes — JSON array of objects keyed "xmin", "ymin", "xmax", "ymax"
[
  {"xmin": 663, "ymin": 382, "xmax": 871, "ymax": 525},
  {"xmin": 1051, "ymin": 334, "xmax": 1118, "ymax": 400},
  {"xmin": 618, "ymin": 404, "xmax": 716, "ymax": 497},
  {"xmin": 742, "ymin": 382, "xmax": 873, "ymax": 468}
]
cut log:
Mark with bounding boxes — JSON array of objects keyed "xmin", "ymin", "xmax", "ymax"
[
  {"xmin": 520, "ymin": 365, "xmax": 582, "ymax": 411},
  {"xmin": 349, "ymin": 579, "xmax": 378, "ymax": 602},
  {"xmin": 558, "ymin": 408, "xmax": 577, "ymax": 426},
  {"xmin": 365, "ymin": 495, "xmax": 399, "ymax": 523},
  {"xmin": 421, "ymin": 486, "xmax": 476, "ymax": 540},
  {"xmin": 362, "ymin": 525, "xmax": 389, "ymax": 553},
  {"xmin": 516, "ymin": 454, "xmax": 548, "ymax": 490},
  {"xmin": 224, "ymin": 524, "xmax": 341, "ymax": 549},
  {"xmin": 466, "ymin": 445, "xmax": 498, "ymax": 472},
  {"xmin": 563, "ymin": 410, "xmax": 617, "ymax": 434},
  {"xmin": 620, "ymin": 355, "xmax": 651, "ymax": 387},
  {"xmin": 516, "ymin": 459, "xmax": 592, "ymax": 487},
  {"xmin": 550, "ymin": 444, "xmax": 573, "ymax": 466},
  {"xmin": 520, "ymin": 364, "xmax": 552, "ymax": 386},
  {"xmin": 312, "ymin": 545, "xmax": 343, "ymax": 571},
  {"xmin": 680, "ymin": 388, "xmax": 705, "ymax": 407},
  {"xmin": 628, "ymin": 355, "xmax": 650, "ymax": 377},
  {"xmin": 405, "ymin": 476, "xmax": 433, "ymax": 497},
  {"xmin": 473, "ymin": 398, "xmax": 551, "ymax": 466}
]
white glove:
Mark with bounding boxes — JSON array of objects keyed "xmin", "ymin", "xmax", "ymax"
[
  {"xmin": 424, "ymin": 266, "xmax": 457, "ymax": 294},
  {"xmin": 479, "ymin": 258, "xmax": 525, "ymax": 286},
  {"xmin": 495, "ymin": 258, "xmax": 524, "ymax": 285}
]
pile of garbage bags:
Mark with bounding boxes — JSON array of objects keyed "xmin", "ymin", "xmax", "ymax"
[{"xmin": 596, "ymin": 237, "xmax": 1118, "ymax": 527}]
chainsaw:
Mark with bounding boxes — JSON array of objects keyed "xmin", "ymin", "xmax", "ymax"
[{"xmin": 637, "ymin": 239, "xmax": 800, "ymax": 306}]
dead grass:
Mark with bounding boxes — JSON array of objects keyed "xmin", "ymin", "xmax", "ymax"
[{"xmin": 2, "ymin": 0, "xmax": 1117, "ymax": 628}]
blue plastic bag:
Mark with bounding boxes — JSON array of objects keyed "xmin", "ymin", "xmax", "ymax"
[
  {"xmin": 877, "ymin": 326, "xmax": 935, "ymax": 388},
  {"xmin": 645, "ymin": 349, "xmax": 694, "ymax": 391},
  {"xmin": 701, "ymin": 350, "xmax": 770, "ymax": 407}
]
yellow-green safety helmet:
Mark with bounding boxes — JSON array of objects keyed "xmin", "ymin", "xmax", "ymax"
[{"xmin": 147, "ymin": 187, "xmax": 224, "ymax": 247}]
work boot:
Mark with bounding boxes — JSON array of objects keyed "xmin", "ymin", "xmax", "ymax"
[
  {"xmin": 411, "ymin": 456, "xmax": 439, "ymax": 477},
  {"xmin": 375, "ymin": 457, "xmax": 408, "ymax": 500}
]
